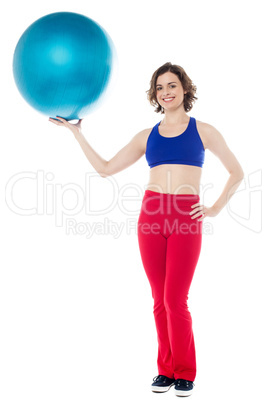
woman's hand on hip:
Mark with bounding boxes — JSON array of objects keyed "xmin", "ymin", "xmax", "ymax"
[{"xmin": 189, "ymin": 203, "xmax": 220, "ymax": 222}]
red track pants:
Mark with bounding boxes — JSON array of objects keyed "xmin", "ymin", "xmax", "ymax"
[{"xmin": 137, "ymin": 190, "xmax": 202, "ymax": 381}]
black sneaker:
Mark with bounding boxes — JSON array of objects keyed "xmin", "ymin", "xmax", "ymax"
[
  {"xmin": 174, "ymin": 379, "xmax": 194, "ymax": 397},
  {"xmin": 151, "ymin": 375, "xmax": 175, "ymax": 393}
]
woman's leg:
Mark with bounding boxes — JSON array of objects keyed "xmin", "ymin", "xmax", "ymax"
[
  {"xmin": 137, "ymin": 209, "xmax": 174, "ymax": 378},
  {"xmin": 164, "ymin": 221, "xmax": 202, "ymax": 382}
]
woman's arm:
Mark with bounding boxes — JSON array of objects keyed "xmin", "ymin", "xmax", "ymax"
[
  {"xmin": 205, "ymin": 124, "xmax": 244, "ymax": 213},
  {"xmin": 49, "ymin": 117, "xmax": 150, "ymax": 177},
  {"xmin": 191, "ymin": 122, "xmax": 244, "ymax": 221}
]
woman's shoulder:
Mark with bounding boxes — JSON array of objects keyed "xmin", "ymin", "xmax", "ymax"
[
  {"xmin": 135, "ymin": 127, "xmax": 154, "ymax": 140},
  {"xmin": 195, "ymin": 118, "xmax": 227, "ymax": 151},
  {"xmin": 195, "ymin": 118, "xmax": 217, "ymax": 134},
  {"xmin": 128, "ymin": 127, "xmax": 154, "ymax": 153}
]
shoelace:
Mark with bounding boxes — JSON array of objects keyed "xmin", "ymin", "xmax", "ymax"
[
  {"xmin": 153, "ymin": 375, "xmax": 173, "ymax": 383},
  {"xmin": 174, "ymin": 379, "xmax": 195, "ymax": 387}
]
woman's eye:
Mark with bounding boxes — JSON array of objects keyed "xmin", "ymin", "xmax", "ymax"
[
  {"xmin": 170, "ymin": 85, "xmax": 176, "ymax": 88},
  {"xmin": 156, "ymin": 87, "xmax": 162, "ymax": 91}
]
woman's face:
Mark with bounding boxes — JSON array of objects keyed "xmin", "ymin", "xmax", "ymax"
[{"xmin": 156, "ymin": 72, "xmax": 186, "ymax": 112}]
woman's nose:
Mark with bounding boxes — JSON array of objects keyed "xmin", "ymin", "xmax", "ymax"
[{"xmin": 162, "ymin": 88, "xmax": 170, "ymax": 96}]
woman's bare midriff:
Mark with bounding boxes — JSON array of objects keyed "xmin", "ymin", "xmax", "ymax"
[{"xmin": 145, "ymin": 164, "xmax": 202, "ymax": 195}]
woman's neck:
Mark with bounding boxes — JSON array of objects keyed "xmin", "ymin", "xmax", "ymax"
[{"xmin": 161, "ymin": 109, "xmax": 189, "ymax": 126}]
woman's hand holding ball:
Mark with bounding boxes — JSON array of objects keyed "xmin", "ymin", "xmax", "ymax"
[{"xmin": 49, "ymin": 117, "xmax": 83, "ymax": 139}]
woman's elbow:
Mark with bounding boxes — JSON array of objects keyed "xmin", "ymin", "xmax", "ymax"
[
  {"xmin": 98, "ymin": 161, "xmax": 110, "ymax": 178},
  {"xmin": 236, "ymin": 163, "xmax": 245, "ymax": 179},
  {"xmin": 239, "ymin": 169, "xmax": 245, "ymax": 179},
  {"xmin": 99, "ymin": 170, "xmax": 110, "ymax": 178},
  {"xmin": 231, "ymin": 165, "xmax": 245, "ymax": 180}
]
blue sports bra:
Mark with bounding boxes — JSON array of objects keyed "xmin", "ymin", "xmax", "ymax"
[{"xmin": 145, "ymin": 116, "xmax": 205, "ymax": 168}]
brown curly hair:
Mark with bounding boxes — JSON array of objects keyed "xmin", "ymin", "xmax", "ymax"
[{"xmin": 147, "ymin": 62, "xmax": 198, "ymax": 113}]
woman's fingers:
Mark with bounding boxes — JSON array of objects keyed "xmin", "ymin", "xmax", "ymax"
[
  {"xmin": 189, "ymin": 204, "xmax": 203, "ymax": 217},
  {"xmin": 189, "ymin": 204, "xmax": 206, "ymax": 220},
  {"xmin": 49, "ymin": 116, "xmax": 69, "ymax": 126},
  {"xmin": 49, "ymin": 116, "xmax": 83, "ymax": 137},
  {"xmin": 55, "ymin": 116, "xmax": 69, "ymax": 125},
  {"xmin": 191, "ymin": 210, "xmax": 205, "ymax": 220},
  {"xmin": 55, "ymin": 116, "xmax": 67, "ymax": 122},
  {"xmin": 49, "ymin": 117, "xmax": 63, "ymax": 125},
  {"xmin": 49, "ymin": 116, "xmax": 83, "ymax": 127}
]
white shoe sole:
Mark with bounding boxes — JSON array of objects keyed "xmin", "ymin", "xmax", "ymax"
[
  {"xmin": 175, "ymin": 388, "xmax": 193, "ymax": 397},
  {"xmin": 151, "ymin": 384, "xmax": 174, "ymax": 393}
]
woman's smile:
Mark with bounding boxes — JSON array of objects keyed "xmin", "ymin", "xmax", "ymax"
[{"xmin": 163, "ymin": 97, "xmax": 175, "ymax": 103}]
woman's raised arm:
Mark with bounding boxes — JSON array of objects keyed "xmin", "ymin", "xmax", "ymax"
[{"xmin": 49, "ymin": 116, "xmax": 150, "ymax": 177}]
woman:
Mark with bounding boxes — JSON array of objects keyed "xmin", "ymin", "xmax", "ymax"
[{"xmin": 49, "ymin": 62, "xmax": 244, "ymax": 397}]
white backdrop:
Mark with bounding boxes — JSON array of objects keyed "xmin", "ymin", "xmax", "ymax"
[{"xmin": 1, "ymin": 0, "xmax": 266, "ymax": 401}]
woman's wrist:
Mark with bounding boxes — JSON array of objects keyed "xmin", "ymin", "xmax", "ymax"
[{"xmin": 210, "ymin": 204, "xmax": 222, "ymax": 216}]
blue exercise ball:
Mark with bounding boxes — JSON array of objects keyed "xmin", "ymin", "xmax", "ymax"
[{"xmin": 13, "ymin": 12, "xmax": 115, "ymax": 120}]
